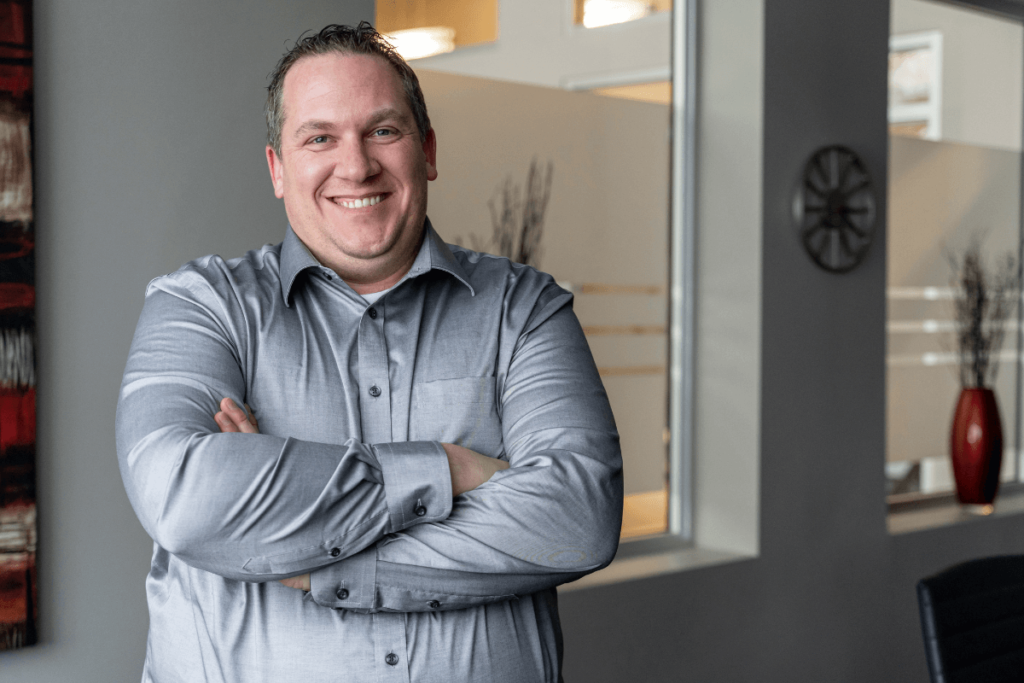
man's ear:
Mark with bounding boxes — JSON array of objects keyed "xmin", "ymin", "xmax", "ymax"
[
  {"xmin": 423, "ymin": 129, "xmax": 438, "ymax": 182},
  {"xmin": 266, "ymin": 146, "xmax": 285, "ymax": 198}
]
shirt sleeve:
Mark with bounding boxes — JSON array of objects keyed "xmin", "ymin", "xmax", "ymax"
[
  {"xmin": 115, "ymin": 276, "xmax": 452, "ymax": 583},
  {"xmin": 309, "ymin": 283, "xmax": 623, "ymax": 611}
]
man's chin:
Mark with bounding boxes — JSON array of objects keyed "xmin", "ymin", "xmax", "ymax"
[
  {"xmin": 336, "ymin": 223, "xmax": 424, "ymax": 261},
  {"xmin": 337, "ymin": 240, "xmax": 394, "ymax": 261}
]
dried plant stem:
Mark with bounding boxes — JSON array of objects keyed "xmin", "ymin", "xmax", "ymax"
[
  {"xmin": 466, "ymin": 158, "xmax": 553, "ymax": 268},
  {"xmin": 949, "ymin": 241, "xmax": 1020, "ymax": 388}
]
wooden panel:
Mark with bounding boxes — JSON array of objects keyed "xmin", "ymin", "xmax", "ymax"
[
  {"xmin": 621, "ymin": 489, "xmax": 668, "ymax": 539},
  {"xmin": 377, "ymin": 0, "xmax": 497, "ymax": 48},
  {"xmin": 593, "ymin": 81, "xmax": 672, "ymax": 105}
]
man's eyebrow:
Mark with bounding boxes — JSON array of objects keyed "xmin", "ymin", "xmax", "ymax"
[
  {"xmin": 365, "ymin": 107, "xmax": 411, "ymax": 128},
  {"xmin": 292, "ymin": 120, "xmax": 336, "ymax": 138},
  {"xmin": 291, "ymin": 108, "xmax": 413, "ymax": 139}
]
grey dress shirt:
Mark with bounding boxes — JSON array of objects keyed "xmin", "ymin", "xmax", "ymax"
[{"xmin": 116, "ymin": 220, "xmax": 623, "ymax": 683}]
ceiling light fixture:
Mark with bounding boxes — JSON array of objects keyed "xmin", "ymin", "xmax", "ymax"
[
  {"xmin": 582, "ymin": 0, "xmax": 653, "ymax": 29},
  {"xmin": 384, "ymin": 27, "xmax": 456, "ymax": 60}
]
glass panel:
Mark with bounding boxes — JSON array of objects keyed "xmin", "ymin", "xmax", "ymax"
[
  {"xmin": 887, "ymin": 0, "xmax": 1024, "ymax": 499},
  {"xmin": 393, "ymin": 2, "xmax": 676, "ymax": 538}
]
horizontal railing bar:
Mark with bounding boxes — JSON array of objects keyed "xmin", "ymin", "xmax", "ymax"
[
  {"xmin": 887, "ymin": 320, "xmax": 1022, "ymax": 334},
  {"xmin": 559, "ymin": 281, "xmax": 666, "ymax": 296},
  {"xmin": 583, "ymin": 325, "xmax": 667, "ymax": 336},
  {"xmin": 889, "ymin": 286, "xmax": 1022, "ymax": 301},
  {"xmin": 598, "ymin": 365, "xmax": 665, "ymax": 376},
  {"xmin": 887, "ymin": 349, "xmax": 1018, "ymax": 367}
]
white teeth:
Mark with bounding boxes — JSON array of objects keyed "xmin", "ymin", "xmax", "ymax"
[{"xmin": 340, "ymin": 195, "xmax": 383, "ymax": 209}]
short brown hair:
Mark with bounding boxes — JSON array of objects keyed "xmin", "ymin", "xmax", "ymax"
[{"xmin": 265, "ymin": 22, "xmax": 431, "ymax": 155}]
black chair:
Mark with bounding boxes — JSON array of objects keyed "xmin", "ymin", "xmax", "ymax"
[{"xmin": 916, "ymin": 554, "xmax": 1024, "ymax": 683}]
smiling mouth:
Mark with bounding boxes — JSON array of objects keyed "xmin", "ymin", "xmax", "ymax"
[{"xmin": 334, "ymin": 194, "xmax": 386, "ymax": 209}]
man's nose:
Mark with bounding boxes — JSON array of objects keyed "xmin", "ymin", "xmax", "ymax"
[{"xmin": 335, "ymin": 136, "xmax": 380, "ymax": 182}]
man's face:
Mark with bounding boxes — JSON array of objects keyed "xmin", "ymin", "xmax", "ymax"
[{"xmin": 267, "ymin": 52, "xmax": 437, "ymax": 279}]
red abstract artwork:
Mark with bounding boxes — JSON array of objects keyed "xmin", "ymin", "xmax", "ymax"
[{"xmin": 0, "ymin": 0, "xmax": 35, "ymax": 652}]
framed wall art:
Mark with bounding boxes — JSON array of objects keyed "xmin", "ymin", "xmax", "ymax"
[
  {"xmin": 0, "ymin": 0, "xmax": 35, "ymax": 652},
  {"xmin": 889, "ymin": 30, "xmax": 943, "ymax": 140}
]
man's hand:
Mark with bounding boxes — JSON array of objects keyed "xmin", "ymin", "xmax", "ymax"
[
  {"xmin": 214, "ymin": 397, "xmax": 259, "ymax": 433},
  {"xmin": 443, "ymin": 442, "xmax": 510, "ymax": 497},
  {"xmin": 214, "ymin": 398, "xmax": 310, "ymax": 592}
]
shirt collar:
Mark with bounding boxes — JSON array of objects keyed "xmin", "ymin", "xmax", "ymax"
[{"xmin": 279, "ymin": 217, "xmax": 475, "ymax": 305}]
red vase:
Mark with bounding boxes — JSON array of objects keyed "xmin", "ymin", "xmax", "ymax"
[{"xmin": 949, "ymin": 387, "xmax": 1003, "ymax": 505}]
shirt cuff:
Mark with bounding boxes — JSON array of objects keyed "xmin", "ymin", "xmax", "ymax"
[
  {"xmin": 372, "ymin": 441, "xmax": 452, "ymax": 532},
  {"xmin": 309, "ymin": 543, "xmax": 377, "ymax": 610}
]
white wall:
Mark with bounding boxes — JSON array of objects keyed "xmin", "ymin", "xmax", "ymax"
[{"xmin": 893, "ymin": 0, "xmax": 1024, "ymax": 150}]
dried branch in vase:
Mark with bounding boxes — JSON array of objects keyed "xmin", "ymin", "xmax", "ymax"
[
  {"xmin": 948, "ymin": 240, "xmax": 1020, "ymax": 388},
  {"xmin": 459, "ymin": 158, "xmax": 553, "ymax": 268}
]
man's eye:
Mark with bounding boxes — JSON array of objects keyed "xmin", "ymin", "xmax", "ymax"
[
  {"xmin": 371, "ymin": 128, "xmax": 395, "ymax": 138},
  {"xmin": 311, "ymin": 135, "xmax": 329, "ymax": 144}
]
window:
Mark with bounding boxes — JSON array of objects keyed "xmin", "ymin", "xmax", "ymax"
[
  {"xmin": 887, "ymin": 0, "xmax": 1024, "ymax": 505},
  {"xmin": 380, "ymin": 0, "xmax": 693, "ymax": 542}
]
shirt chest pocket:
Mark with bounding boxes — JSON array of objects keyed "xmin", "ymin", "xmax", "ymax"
[{"xmin": 409, "ymin": 377, "xmax": 504, "ymax": 459}]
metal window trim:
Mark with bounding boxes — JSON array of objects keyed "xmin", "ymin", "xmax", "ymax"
[{"xmin": 667, "ymin": 0, "xmax": 699, "ymax": 540}]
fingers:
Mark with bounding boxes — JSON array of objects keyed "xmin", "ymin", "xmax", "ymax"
[
  {"xmin": 214, "ymin": 411, "xmax": 240, "ymax": 432},
  {"xmin": 215, "ymin": 397, "xmax": 260, "ymax": 434},
  {"xmin": 278, "ymin": 573, "xmax": 310, "ymax": 591},
  {"xmin": 443, "ymin": 443, "xmax": 509, "ymax": 496}
]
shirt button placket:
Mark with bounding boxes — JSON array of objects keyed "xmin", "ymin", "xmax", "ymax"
[
  {"xmin": 373, "ymin": 613, "xmax": 411, "ymax": 682},
  {"xmin": 357, "ymin": 300, "xmax": 391, "ymax": 445}
]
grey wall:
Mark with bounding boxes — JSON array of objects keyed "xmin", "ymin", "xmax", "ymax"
[
  {"xmin": 1, "ymin": 1, "xmax": 373, "ymax": 680},
  {"xmin": 5, "ymin": 0, "xmax": 1024, "ymax": 682},
  {"xmin": 558, "ymin": 1, "xmax": 1024, "ymax": 682}
]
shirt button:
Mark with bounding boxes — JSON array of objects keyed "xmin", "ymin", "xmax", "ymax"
[
  {"xmin": 385, "ymin": 653, "xmax": 399, "ymax": 666},
  {"xmin": 324, "ymin": 272, "xmax": 333, "ymax": 280},
  {"xmin": 330, "ymin": 547, "xmax": 341, "ymax": 557},
  {"xmin": 427, "ymin": 600, "xmax": 440, "ymax": 609},
  {"xmin": 369, "ymin": 385, "xmax": 381, "ymax": 397},
  {"xmin": 337, "ymin": 588, "xmax": 349, "ymax": 600},
  {"xmin": 414, "ymin": 505, "xmax": 427, "ymax": 517},
  {"xmin": 368, "ymin": 307, "xmax": 378, "ymax": 319}
]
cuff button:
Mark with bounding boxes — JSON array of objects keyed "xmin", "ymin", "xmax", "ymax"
[
  {"xmin": 330, "ymin": 547, "xmax": 341, "ymax": 557},
  {"xmin": 385, "ymin": 653, "xmax": 399, "ymax": 666},
  {"xmin": 337, "ymin": 588, "xmax": 349, "ymax": 600},
  {"xmin": 427, "ymin": 600, "xmax": 440, "ymax": 609},
  {"xmin": 414, "ymin": 505, "xmax": 427, "ymax": 517}
]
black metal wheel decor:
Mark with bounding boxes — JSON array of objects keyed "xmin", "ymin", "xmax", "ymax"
[{"xmin": 793, "ymin": 145, "xmax": 876, "ymax": 273}]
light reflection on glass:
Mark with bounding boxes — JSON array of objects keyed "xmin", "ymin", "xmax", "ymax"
[{"xmin": 582, "ymin": 0, "xmax": 653, "ymax": 28}]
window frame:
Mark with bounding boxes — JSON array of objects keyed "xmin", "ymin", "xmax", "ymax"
[{"xmin": 885, "ymin": 0, "xmax": 1024, "ymax": 515}]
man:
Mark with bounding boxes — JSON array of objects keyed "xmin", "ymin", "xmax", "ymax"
[{"xmin": 116, "ymin": 22, "xmax": 622, "ymax": 683}]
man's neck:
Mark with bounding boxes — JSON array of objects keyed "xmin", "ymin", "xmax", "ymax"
[
  {"xmin": 296, "ymin": 228, "xmax": 425, "ymax": 296},
  {"xmin": 347, "ymin": 231, "xmax": 424, "ymax": 295}
]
